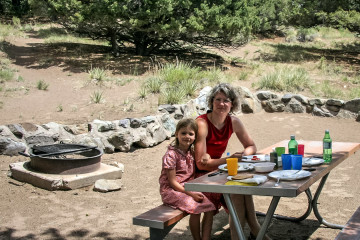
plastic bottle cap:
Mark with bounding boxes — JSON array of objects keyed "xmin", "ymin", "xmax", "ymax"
[{"xmin": 291, "ymin": 135, "xmax": 295, "ymax": 139}]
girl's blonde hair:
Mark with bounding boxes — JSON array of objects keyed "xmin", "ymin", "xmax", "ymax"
[{"xmin": 173, "ymin": 118, "xmax": 198, "ymax": 147}]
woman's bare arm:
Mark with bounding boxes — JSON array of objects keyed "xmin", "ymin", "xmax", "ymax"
[{"xmin": 231, "ymin": 116, "xmax": 257, "ymax": 156}]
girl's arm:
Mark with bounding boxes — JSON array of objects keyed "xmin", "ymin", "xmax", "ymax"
[
  {"xmin": 166, "ymin": 169, "xmax": 203, "ymax": 202},
  {"xmin": 194, "ymin": 118, "xmax": 227, "ymax": 171}
]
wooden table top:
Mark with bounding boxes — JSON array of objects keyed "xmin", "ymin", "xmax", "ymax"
[{"xmin": 185, "ymin": 140, "xmax": 360, "ymax": 198}]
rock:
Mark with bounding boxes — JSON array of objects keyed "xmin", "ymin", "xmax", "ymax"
[
  {"xmin": 94, "ymin": 179, "xmax": 123, "ymax": 192},
  {"xmin": 281, "ymin": 94, "xmax": 293, "ymax": 103},
  {"xmin": 129, "ymin": 118, "xmax": 142, "ymax": 128},
  {"xmin": 0, "ymin": 138, "xmax": 26, "ymax": 156},
  {"xmin": 158, "ymin": 104, "xmax": 176, "ymax": 113},
  {"xmin": 344, "ymin": 98, "xmax": 360, "ymax": 113},
  {"xmin": 194, "ymin": 86, "xmax": 212, "ymax": 110},
  {"xmin": 326, "ymin": 99, "xmax": 344, "ymax": 107},
  {"xmin": 325, "ymin": 104, "xmax": 341, "ymax": 112},
  {"xmin": 293, "ymin": 94, "xmax": 309, "ymax": 105},
  {"xmin": 92, "ymin": 119, "xmax": 117, "ymax": 132},
  {"xmin": 256, "ymin": 91, "xmax": 278, "ymax": 101},
  {"xmin": 284, "ymin": 98, "xmax": 305, "ymax": 113},
  {"xmin": 161, "ymin": 114, "xmax": 176, "ymax": 136},
  {"xmin": 312, "ymin": 106, "xmax": 333, "ymax": 117},
  {"xmin": 110, "ymin": 162, "xmax": 125, "ymax": 172},
  {"xmin": 336, "ymin": 109, "xmax": 357, "ymax": 120},
  {"xmin": 7, "ymin": 124, "xmax": 25, "ymax": 138},
  {"xmin": 20, "ymin": 122, "xmax": 38, "ymax": 132},
  {"xmin": 118, "ymin": 119, "xmax": 131, "ymax": 128},
  {"xmin": 261, "ymin": 99, "xmax": 285, "ymax": 112}
]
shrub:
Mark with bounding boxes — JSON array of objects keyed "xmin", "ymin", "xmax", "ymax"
[
  {"xmin": 257, "ymin": 66, "xmax": 311, "ymax": 92},
  {"xmin": 36, "ymin": 80, "xmax": 49, "ymax": 90}
]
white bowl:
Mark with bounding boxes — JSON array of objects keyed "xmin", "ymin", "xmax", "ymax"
[{"xmin": 254, "ymin": 162, "xmax": 276, "ymax": 173}]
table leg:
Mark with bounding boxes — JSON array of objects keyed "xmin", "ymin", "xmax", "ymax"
[
  {"xmin": 256, "ymin": 196, "xmax": 280, "ymax": 240},
  {"xmin": 257, "ymin": 189, "xmax": 313, "ymax": 222},
  {"xmin": 312, "ymin": 173, "xmax": 345, "ymax": 229},
  {"xmin": 223, "ymin": 193, "xmax": 246, "ymax": 240}
]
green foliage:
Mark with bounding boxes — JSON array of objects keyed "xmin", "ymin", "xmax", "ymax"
[
  {"xmin": 46, "ymin": 0, "xmax": 253, "ymax": 55},
  {"xmin": 159, "ymin": 87, "xmax": 186, "ymax": 105},
  {"xmin": 145, "ymin": 77, "xmax": 163, "ymax": 94},
  {"xmin": 88, "ymin": 67, "xmax": 107, "ymax": 83},
  {"xmin": 318, "ymin": 80, "xmax": 344, "ymax": 99},
  {"xmin": 36, "ymin": 80, "xmax": 49, "ymax": 90},
  {"xmin": 91, "ymin": 91, "xmax": 104, "ymax": 104},
  {"xmin": 257, "ymin": 66, "xmax": 311, "ymax": 92}
]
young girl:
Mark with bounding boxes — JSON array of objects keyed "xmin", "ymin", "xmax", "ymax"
[{"xmin": 159, "ymin": 118, "xmax": 217, "ymax": 240}]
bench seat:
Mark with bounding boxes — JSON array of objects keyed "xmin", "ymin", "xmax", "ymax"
[
  {"xmin": 133, "ymin": 204, "xmax": 188, "ymax": 240},
  {"xmin": 335, "ymin": 206, "xmax": 360, "ymax": 240}
]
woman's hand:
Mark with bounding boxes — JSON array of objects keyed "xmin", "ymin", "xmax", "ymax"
[{"xmin": 230, "ymin": 152, "xmax": 243, "ymax": 159}]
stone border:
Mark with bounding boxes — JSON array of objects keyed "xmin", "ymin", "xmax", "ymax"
[{"xmin": 1, "ymin": 87, "xmax": 359, "ymax": 156}]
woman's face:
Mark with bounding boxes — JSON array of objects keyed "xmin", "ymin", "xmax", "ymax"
[{"xmin": 212, "ymin": 92, "xmax": 232, "ymax": 114}]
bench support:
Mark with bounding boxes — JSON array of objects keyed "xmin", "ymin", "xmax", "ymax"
[{"xmin": 149, "ymin": 224, "xmax": 178, "ymax": 240}]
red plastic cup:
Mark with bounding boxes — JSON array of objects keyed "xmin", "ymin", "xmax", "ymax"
[{"xmin": 298, "ymin": 144, "xmax": 305, "ymax": 156}]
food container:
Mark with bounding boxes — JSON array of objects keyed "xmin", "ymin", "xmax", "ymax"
[{"xmin": 254, "ymin": 162, "xmax": 276, "ymax": 173}]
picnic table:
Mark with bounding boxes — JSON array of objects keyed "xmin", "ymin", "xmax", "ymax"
[{"xmin": 184, "ymin": 140, "xmax": 360, "ymax": 240}]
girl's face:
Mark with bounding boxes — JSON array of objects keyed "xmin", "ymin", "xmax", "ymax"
[
  {"xmin": 176, "ymin": 126, "xmax": 196, "ymax": 151},
  {"xmin": 212, "ymin": 92, "xmax": 232, "ymax": 114}
]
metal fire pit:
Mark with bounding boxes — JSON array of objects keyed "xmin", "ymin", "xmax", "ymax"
[{"xmin": 28, "ymin": 143, "xmax": 103, "ymax": 175}]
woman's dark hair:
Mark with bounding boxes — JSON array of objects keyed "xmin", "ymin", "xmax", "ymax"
[
  {"xmin": 207, "ymin": 83, "xmax": 240, "ymax": 113},
  {"xmin": 173, "ymin": 118, "xmax": 198, "ymax": 147}
]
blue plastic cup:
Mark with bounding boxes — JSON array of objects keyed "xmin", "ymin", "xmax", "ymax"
[
  {"xmin": 282, "ymin": 154, "xmax": 292, "ymax": 170},
  {"xmin": 291, "ymin": 154, "xmax": 303, "ymax": 170}
]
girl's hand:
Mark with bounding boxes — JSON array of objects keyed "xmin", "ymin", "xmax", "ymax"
[
  {"xmin": 201, "ymin": 153, "xmax": 211, "ymax": 165},
  {"xmin": 189, "ymin": 192, "xmax": 204, "ymax": 202}
]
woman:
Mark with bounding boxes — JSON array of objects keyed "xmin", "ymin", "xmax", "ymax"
[{"xmin": 194, "ymin": 83, "xmax": 268, "ymax": 240}]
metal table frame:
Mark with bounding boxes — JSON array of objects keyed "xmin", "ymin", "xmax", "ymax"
[{"xmin": 185, "ymin": 140, "xmax": 360, "ymax": 240}]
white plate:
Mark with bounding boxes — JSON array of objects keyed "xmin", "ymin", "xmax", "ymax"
[
  {"xmin": 302, "ymin": 157, "xmax": 324, "ymax": 166},
  {"xmin": 268, "ymin": 170, "xmax": 311, "ymax": 181},
  {"xmin": 218, "ymin": 163, "xmax": 254, "ymax": 172},
  {"xmin": 242, "ymin": 154, "xmax": 270, "ymax": 163}
]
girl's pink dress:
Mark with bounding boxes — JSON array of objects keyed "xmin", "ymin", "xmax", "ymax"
[{"xmin": 159, "ymin": 145, "xmax": 218, "ymax": 214}]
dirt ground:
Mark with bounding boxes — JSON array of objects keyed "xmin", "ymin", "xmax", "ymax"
[
  {"xmin": 1, "ymin": 32, "xmax": 360, "ymax": 240},
  {"xmin": 1, "ymin": 112, "xmax": 360, "ymax": 240}
]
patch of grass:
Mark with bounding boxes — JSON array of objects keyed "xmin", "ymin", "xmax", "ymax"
[
  {"xmin": 36, "ymin": 80, "xmax": 49, "ymax": 90},
  {"xmin": 349, "ymin": 86, "xmax": 360, "ymax": 99},
  {"xmin": 40, "ymin": 27, "xmax": 108, "ymax": 46},
  {"xmin": 314, "ymin": 80, "xmax": 345, "ymax": 99},
  {"xmin": 0, "ymin": 22, "xmax": 25, "ymax": 41},
  {"xmin": 145, "ymin": 76, "xmax": 163, "ymax": 93},
  {"xmin": 0, "ymin": 68, "xmax": 14, "ymax": 82},
  {"xmin": 91, "ymin": 91, "xmax": 104, "ymax": 104},
  {"xmin": 181, "ymin": 78, "xmax": 198, "ymax": 97},
  {"xmin": 88, "ymin": 67, "xmax": 107, "ymax": 83},
  {"xmin": 57, "ymin": 104, "xmax": 63, "ymax": 112},
  {"xmin": 158, "ymin": 61, "xmax": 201, "ymax": 86},
  {"xmin": 159, "ymin": 86, "xmax": 186, "ymax": 105},
  {"xmin": 138, "ymin": 86, "xmax": 147, "ymax": 99},
  {"xmin": 256, "ymin": 66, "xmax": 311, "ymax": 92}
]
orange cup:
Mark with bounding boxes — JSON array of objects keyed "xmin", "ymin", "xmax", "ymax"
[{"xmin": 226, "ymin": 158, "xmax": 238, "ymax": 176}]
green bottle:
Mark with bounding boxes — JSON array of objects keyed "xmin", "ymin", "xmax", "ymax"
[
  {"xmin": 288, "ymin": 135, "xmax": 298, "ymax": 155},
  {"xmin": 323, "ymin": 130, "xmax": 332, "ymax": 163}
]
